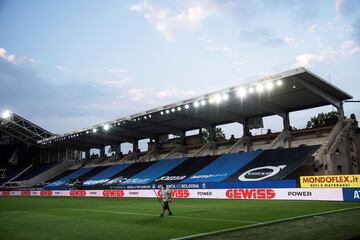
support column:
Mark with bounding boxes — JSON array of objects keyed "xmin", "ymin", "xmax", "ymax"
[
  {"xmin": 133, "ymin": 140, "xmax": 139, "ymax": 153},
  {"xmin": 85, "ymin": 148, "xmax": 91, "ymax": 159},
  {"xmin": 176, "ymin": 130, "xmax": 187, "ymax": 156},
  {"xmin": 282, "ymin": 112, "xmax": 292, "ymax": 148},
  {"xmin": 116, "ymin": 143, "xmax": 122, "ymax": 155},
  {"xmin": 100, "ymin": 146, "xmax": 106, "ymax": 157},
  {"xmin": 283, "ymin": 112, "xmax": 290, "ymax": 131},
  {"xmin": 337, "ymin": 101, "xmax": 345, "ymax": 119},
  {"xmin": 242, "ymin": 119, "xmax": 252, "ymax": 152}
]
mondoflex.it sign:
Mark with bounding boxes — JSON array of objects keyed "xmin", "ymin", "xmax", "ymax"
[{"xmin": 300, "ymin": 175, "xmax": 360, "ymax": 188}]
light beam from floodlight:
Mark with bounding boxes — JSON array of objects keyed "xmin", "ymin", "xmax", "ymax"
[{"xmin": 249, "ymin": 87, "xmax": 254, "ymax": 94}]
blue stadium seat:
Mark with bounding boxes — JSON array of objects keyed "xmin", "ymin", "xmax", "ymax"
[{"xmin": 181, "ymin": 150, "xmax": 262, "ymax": 183}]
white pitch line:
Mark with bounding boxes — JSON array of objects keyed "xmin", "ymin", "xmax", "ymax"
[
  {"xmin": 67, "ymin": 208, "xmax": 258, "ymax": 224},
  {"xmin": 170, "ymin": 206, "xmax": 360, "ymax": 240}
]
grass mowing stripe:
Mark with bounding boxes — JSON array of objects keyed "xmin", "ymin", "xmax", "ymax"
[
  {"xmin": 67, "ymin": 208, "xmax": 258, "ymax": 224},
  {"xmin": 171, "ymin": 206, "xmax": 360, "ymax": 240}
]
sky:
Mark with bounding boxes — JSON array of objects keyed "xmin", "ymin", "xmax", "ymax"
[{"xmin": 0, "ymin": 0, "xmax": 360, "ymax": 151}]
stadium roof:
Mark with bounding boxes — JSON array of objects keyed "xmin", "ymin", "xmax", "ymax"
[
  {"xmin": 37, "ymin": 67, "xmax": 352, "ymax": 150},
  {"xmin": 0, "ymin": 111, "xmax": 53, "ymax": 145}
]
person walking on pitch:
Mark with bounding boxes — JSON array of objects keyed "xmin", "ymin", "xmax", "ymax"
[{"xmin": 160, "ymin": 184, "xmax": 172, "ymax": 217}]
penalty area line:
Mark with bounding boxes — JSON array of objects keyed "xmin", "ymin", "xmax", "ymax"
[
  {"xmin": 66, "ymin": 208, "xmax": 257, "ymax": 224},
  {"xmin": 171, "ymin": 206, "xmax": 360, "ymax": 240}
]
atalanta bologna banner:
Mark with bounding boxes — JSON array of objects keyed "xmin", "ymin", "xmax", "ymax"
[{"xmin": 0, "ymin": 188, "xmax": 349, "ymax": 201}]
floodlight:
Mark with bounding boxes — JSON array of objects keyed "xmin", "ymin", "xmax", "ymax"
[
  {"xmin": 256, "ymin": 84, "xmax": 263, "ymax": 93},
  {"xmin": 249, "ymin": 87, "xmax": 254, "ymax": 94},
  {"xmin": 214, "ymin": 94, "xmax": 222, "ymax": 104},
  {"xmin": 92, "ymin": 128, "xmax": 97, "ymax": 133},
  {"xmin": 209, "ymin": 97, "xmax": 215, "ymax": 104},
  {"xmin": 103, "ymin": 124, "xmax": 110, "ymax": 131},
  {"xmin": 193, "ymin": 101, "xmax": 200, "ymax": 108},
  {"xmin": 236, "ymin": 88, "xmax": 247, "ymax": 98},
  {"xmin": 200, "ymin": 100, "xmax": 206, "ymax": 106},
  {"xmin": 137, "ymin": 118, "xmax": 141, "ymax": 121},
  {"xmin": 160, "ymin": 111, "xmax": 164, "ymax": 115},
  {"xmin": 86, "ymin": 131, "xmax": 89, "ymax": 134},
  {"xmin": 1, "ymin": 110, "xmax": 11, "ymax": 119},
  {"xmin": 266, "ymin": 81, "xmax": 273, "ymax": 90},
  {"xmin": 148, "ymin": 114, "xmax": 152, "ymax": 118},
  {"xmin": 144, "ymin": 116, "xmax": 147, "ymax": 119},
  {"xmin": 177, "ymin": 106, "xmax": 181, "ymax": 111},
  {"xmin": 184, "ymin": 104, "xmax": 190, "ymax": 109},
  {"xmin": 171, "ymin": 108, "xmax": 176, "ymax": 112},
  {"xmin": 166, "ymin": 110, "xmax": 170, "ymax": 114},
  {"xmin": 276, "ymin": 80, "xmax": 283, "ymax": 86},
  {"xmin": 222, "ymin": 93, "xmax": 229, "ymax": 101}
]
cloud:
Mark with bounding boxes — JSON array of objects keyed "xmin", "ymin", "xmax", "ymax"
[
  {"xmin": 240, "ymin": 27, "xmax": 284, "ymax": 47},
  {"xmin": 128, "ymin": 87, "xmax": 198, "ymax": 106},
  {"xmin": 56, "ymin": 64, "xmax": 71, "ymax": 73},
  {"xmin": 0, "ymin": 48, "xmax": 16, "ymax": 63},
  {"xmin": 340, "ymin": 40, "xmax": 360, "ymax": 55},
  {"xmin": 294, "ymin": 49, "xmax": 336, "ymax": 67},
  {"xmin": 284, "ymin": 36, "xmax": 299, "ymax": 48},
  {"xmin": 156, "ymin": 88, "xmax": 196, "ymax": 99},
  {"xmin": 97, "ymin": 68, "xmax": 133, "ymax": 90},
  {"xmin": 128, "ymin": 88, "xmax": 152, "ymax": 101},
  {"xmin": 98, "ymin": 79, "xmax": 132, "ymax": 89},
  {"xmin": 308, "ymin": 24, "xmax": 317, "ymax": 33},
  {"xmin": 201, "ymin": 35, "xmax": 247, "ymax": 68},
  {"xmin": 129, "ymin": 0, "xmax": 218, "ymax": 41}
]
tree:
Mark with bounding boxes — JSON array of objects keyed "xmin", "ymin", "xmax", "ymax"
[
  {"xmin": 201, "ymin": 127, "xmax": 226, "ymax": 141},
  {"xmin": 306, "ymin": 111, "xmax": 339, "ymax": 128}
]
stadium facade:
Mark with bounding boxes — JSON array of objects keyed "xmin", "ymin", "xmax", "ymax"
[{"xmin": 0, "ymin": 67, "xmax": 359, "ymax": 190}]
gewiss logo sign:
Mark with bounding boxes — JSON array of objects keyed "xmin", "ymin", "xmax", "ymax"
[
  {"xmin": 157, "ymin": 189, "xmax": 190, "ymax": 198},
  {"xmin": 102, "ymin": 190, "xmax": 124, "ymax": 197},
  {"xmin": 70, "ymin": 190, "xmax": 87, "ymax": 197},
  {"xmin": 226, "ymin": 189, "xmax": 275, "ymax": 199}
]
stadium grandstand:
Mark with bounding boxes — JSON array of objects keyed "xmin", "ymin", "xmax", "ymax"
[{"xmin": 0, "ymin": 67, "xmax": 359, "ymax": 190}]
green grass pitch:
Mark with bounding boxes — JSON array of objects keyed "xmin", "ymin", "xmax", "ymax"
[{"xmin": 0, "ymin": 197, "xmax": 359, "ymax": 240}]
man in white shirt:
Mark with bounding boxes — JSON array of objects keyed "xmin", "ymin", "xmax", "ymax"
[{"xmin": 160, "ymin": 184, "xmax": 173, "ymax": 217}]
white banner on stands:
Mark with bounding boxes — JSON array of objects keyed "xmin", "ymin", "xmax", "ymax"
[{"xmin": 0, "ymin": 188, "xmax": 344, "ymax": 201}]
